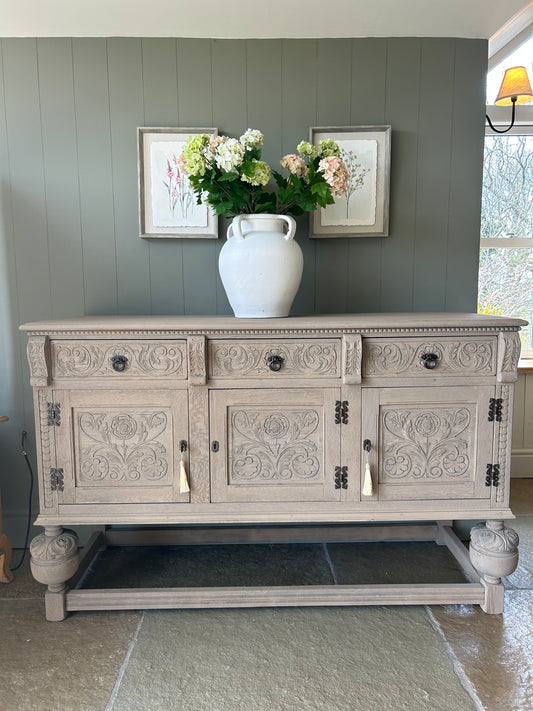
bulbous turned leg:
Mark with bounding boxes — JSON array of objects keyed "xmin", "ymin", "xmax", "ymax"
[
  {"xmin": 469, "ymin": 520, "xmax": 519, "ymax": 614},
  {"xmin": 30, "ymin": 526, "xmax": 79, "ymax": 621}
]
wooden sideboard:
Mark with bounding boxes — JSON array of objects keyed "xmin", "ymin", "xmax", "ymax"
[{"xmin": 20, "ymin": 314, "xmax": 525, "ymax": 620}]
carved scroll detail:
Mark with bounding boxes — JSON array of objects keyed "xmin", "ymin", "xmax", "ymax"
[
  {"xmin": 381, "ymin": 407, "xmax": 473, "ymax": 481},
  {"xmin": 188, "ymin": 335, "xmax": 206, "ymax": 385},
  {"xmin": 364, "ymin": 339, "xmax": 495, "ymax": 375},
  {"xmin": 497, "ymin": 332, "xmax": 521, "ymax": 383},
  {"xmin": 76, "ymin": 409, "xmax": 171, "ymax": 484},
  {"xmin": 229, "ymin": 408, "xmax": 321, "ymax": 483},
  {"xmin": 51, "ymin": 340, "xmax": 186, "ymax": 378},
  {"xmin": 496, "ymin": 384, "xmax": 510, "ymax": 504},
  {"xmin": 343, "ymin": 334, "xmax": 362, "ymax": 384},
  {"xmin": 210, "ymin": 341, "xmax": 340, "ymax": 378},
  {"xmin": 27, "ymin": 336, "xmax": 50, "ymax": 386}
]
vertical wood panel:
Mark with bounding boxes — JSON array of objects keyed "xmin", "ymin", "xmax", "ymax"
[
  {"xmin": 412, "ymin": 39, "xmax": 455, "ymax": 311},
  {"xmin": 512, "ymin": 373, "xmax": 526, "ymax": 449},
  {"xmin": 523, "ymin": 373, "xmax": 533, "ymax": 447},
  {"xmin": 245, "ymin": 40, "xmax": 282, "ymax": 170},
  {"xmin": 282, "ymin": 39, "xmax": 318, "ymax": 314},
  {"xmin": 37, "ymin": 38, "xmax": 84, "ymax": 318},
  {"xmin": 347, "ymin": 39, "xmax": 388, "ymax": 313},
  {"xmin": 178, "ymin": 39, "xmax": 219, "ymax": 315},
  {"xmin": 445, "ymin": 39, "xmax": 486, "ymax": 312},
  {"xmin": 211, "ymin": 40, "xmax": 248, "ymax": 314},
  {"xmin": 141, "ymin": 38, "xmax": 184, "ymax": 316},
  {"xmin": 315, "ymin": 39, "xmax": 351, "ymax": 313},
  {"xmin": 72, "ymin": 38, "xmax": 118, "ymax": 315},
  {"xmin": 108, "ymin": 38, "xmax": 151, "ymax": 315},
  {"xmin": 380, "ymin": 38, "xmax": 421, "ymax": 312},
  {"xmin": 2, "ymin": 39, "xmax": 50, "ymax": 323}
]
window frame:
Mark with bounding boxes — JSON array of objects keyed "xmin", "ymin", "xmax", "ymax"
[{"xmin": 480, "ymin": 121, "xmax": 533, "ymax": 359}]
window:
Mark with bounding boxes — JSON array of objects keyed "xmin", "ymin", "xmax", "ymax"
[{"xmin": 478, "ymin": 34, "xmax": 533, "ymax": 357}]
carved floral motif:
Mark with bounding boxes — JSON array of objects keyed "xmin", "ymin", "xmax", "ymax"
[
  {"xmin": 52, "ymin": 341, "xmax": 186, "ymax": 378},
  {"xmin": 210, "ymin": 341, "xmax": 340, "ymax": 377},
  {"xmin": 76, "ymin": 409, "xmax": 171, "ymax": 483},
  {"xmin": 229, "ymin": 408, "xmax": 321, "ymax": 482},
  {"xmin": 470, "ymin": 521, "xmax": 519, "ymax": 553},
  {"xmin": 364, "ymin": 339, "xmax": 495, "ymax": 375},
  {"xmin": 381, "ymin": 406, "xmax": 473, "ymax": 480},
  {"xmin": 30, "ymin": 529, "xmax": 79, "ymax": 562}
]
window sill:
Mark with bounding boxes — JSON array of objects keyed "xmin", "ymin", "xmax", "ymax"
[{"xmin": 518, "ymin": 359, "xmax": 533, "ymax": 373}]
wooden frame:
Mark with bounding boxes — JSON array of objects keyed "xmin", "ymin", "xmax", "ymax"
[
  {"xmin": 63, "ymin": 522, "xmax": 485, "ymax": 615},
  {"xmin": 138, "ymin": 127, "xmax": 218, "ymax": 239},
  {"xmin": 309, "ymin": 126, "xmax": 391, "ymax": 238}
]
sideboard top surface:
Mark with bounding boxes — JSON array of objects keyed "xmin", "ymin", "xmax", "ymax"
[{"xmin": 19, "ymin": 312, "xmax": 527, "ymax": 335}]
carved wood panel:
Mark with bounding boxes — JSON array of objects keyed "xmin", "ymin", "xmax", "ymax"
[
  {"xmin": 363, "ymin": 338, "xmax": 496, "ymax": 376},
  {"xmin": 209, "ymin": 339, "xmax": 341, "ymax": 378},
  {"xmin": 379, "ymin": 405, "xmax": 474, "ymax": 482},
  {"xmin": 51, "ymin": 340, "xmax": 187, "ymax": 378},
  {"xmin": 74, "ymin": 408, "xmax": 173, "ymax": 486},
  {"xmin": 228, "ymin": 407, "xmax": 322, "ymax": 485},
  {"xmin": 209, "ymin": 388, "xmax": 341, "ymax": 503}
]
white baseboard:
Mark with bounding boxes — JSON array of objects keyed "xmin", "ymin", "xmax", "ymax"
[{"xmin": 511, "ymin": 449, "xmax": 533, "ymax": 478}]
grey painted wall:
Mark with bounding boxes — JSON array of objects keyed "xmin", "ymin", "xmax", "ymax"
[{"xmin": 0, "ymin": 37, "xmax": 487, "ymax": 544}]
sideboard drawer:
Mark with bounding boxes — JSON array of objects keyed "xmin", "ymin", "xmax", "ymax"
[
  {"xmin": 51, "ymin": 340, "xmax": 188, "ymax": 380},
  {"xmin": 208, "ymin": 339, "xmax": 342, "ymax": 379},
  {"xmin": 362, "ymin": 337, "xmax": 497, "ymax": 377}
]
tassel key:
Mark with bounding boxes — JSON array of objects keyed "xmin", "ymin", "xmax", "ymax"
[{"xmin": 179, "ymin": 440, "xmax": 190, "ymax": 494}]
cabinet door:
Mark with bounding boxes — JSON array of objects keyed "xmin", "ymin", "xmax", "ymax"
[
  {"xmin": 210, "ymin": 388, "xmax": 341, "ymax": 503},
  {"xmin": 54, "ymin": 389, "xmax": 189, "ymax": 504},
  {"xmin": 361, "ymin": 386, "xmax": 494, "ymax": 501}
]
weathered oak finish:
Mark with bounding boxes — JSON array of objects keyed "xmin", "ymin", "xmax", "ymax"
[{"xmin": 21, "ymin": 314, "xmax": 524, "ymax": 619}]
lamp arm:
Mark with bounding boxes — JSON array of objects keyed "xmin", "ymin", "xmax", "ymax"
[{"xmin": 486, "ymin": 97, "xmax": 517, "ymax": 134}]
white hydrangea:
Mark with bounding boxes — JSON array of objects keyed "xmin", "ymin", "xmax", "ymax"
[
  {"xmin": 215, "ymin": 138, "xmax": 245, "ymax": 172},
  {"xmin": 240, "ymin": 129, "xmax": 264, "ymax": 150}
]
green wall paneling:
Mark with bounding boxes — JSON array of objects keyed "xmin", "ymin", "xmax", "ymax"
[{"xmin": 0, "ymin": 36, "xmax": 489, "ymax": 543}]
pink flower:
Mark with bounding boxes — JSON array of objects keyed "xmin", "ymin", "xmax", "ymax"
[
  {"xmin": 166, "ymin": 159, "xmax": 174, "ymax": 178},
  {"xmin": 318, "ymin": 156, "xmax": 349, "ymax": 197},
  {"xmin": 177, "ymin": 153, "xmax": 188, "ymax": 172},
  {"xmin": 171, "ymin": 186, "xmax": 178, "ymax": 198},
  {"xmin": 280, "ymin": 153, "xmax": 308, "ymax": 179}
]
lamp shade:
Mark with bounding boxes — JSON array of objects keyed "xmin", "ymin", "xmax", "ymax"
[{"xmin": 495, "ymin": 66, "xmax": 533, "ymax": 106}]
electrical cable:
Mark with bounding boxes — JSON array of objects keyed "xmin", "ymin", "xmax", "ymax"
[{"xmin": 10, "ymin": 430, "xmax": 34, "ymax": 572}]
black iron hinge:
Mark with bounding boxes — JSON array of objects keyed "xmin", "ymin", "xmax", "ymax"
[
  {"xmin": 488, "ymin": 398, "xmax": 503, "ymax": 423},
  {"xmin": 50, "ymin": 467, "xmax": 64, "ymax": 491},
  {"xmin": 47, "ymin": 402, "xmax": 61, "ymax": 426},
  {"xmin": 335, "ymin": 400, "xmax": 349, "ymax": 425},
  {"xmin": 334, "ymin": 465, "xmax": 348, "ymax": 490},
  {"xmin": 485, "ymin": 463, "xmax": 500, "ymax": 487}
]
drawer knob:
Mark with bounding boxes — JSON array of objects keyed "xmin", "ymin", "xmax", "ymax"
[
  {"xmin": 110, "ymin": 355, "xmax": 128, "ymax": 372},
  {"xmin": 267, "ymin": 354, "xmax": 284, "ymax": 372},
  {"xmin": 421, "ymin": 353, "xmax": 439, "ymax": 370}
]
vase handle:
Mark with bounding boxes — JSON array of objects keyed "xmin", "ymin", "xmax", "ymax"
[
  {"xmin": 280, "ymin": 215, "xmax": 296, "ymax": 241},
  {"xmin": 228, "ymin": 215, "xmax": 246, "ymax": 241}
]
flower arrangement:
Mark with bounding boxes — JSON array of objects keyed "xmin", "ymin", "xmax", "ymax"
[{"xmin": 179, "ymin": 129, "xmax": 348, "ymax": 217}]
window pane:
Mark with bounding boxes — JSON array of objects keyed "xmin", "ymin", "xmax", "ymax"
[
  {"xmin": 478, "ymin": 247, "xmax": 533, "ymax": 348},
  {"xmin": 481, "ymin": 135, "xmax": 533, "ymax": 239}
]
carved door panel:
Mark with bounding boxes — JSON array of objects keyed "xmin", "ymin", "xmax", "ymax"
[
  {"xmin": 210, "ymin": 388, "xmax": 341, "ymax": 503},
  {"xmin": 53, "ymin": 389, "xmax": 189, "ymax": 504},
  {"xmin": 361, "ymin": 386, "xmax": 494, "ymax": 501}
]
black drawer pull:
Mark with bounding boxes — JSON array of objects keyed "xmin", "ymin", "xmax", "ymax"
[
  {"xmin": 110, "ymin": 355, "xmax": 128, "ymax": 372},
  {"xmin": 421, "ymin": 353, "xmax": 439, "ymax": 370},
  {"xmin": 267, "ymin": 355, "xmax": 284, "ymax": 372}
]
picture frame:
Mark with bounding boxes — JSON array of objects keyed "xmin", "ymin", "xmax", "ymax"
[
  {"xmin": 309, "ymin": 126, "xmax": 391, "ymax": 238},
  {"xmin": 138, "ymin": 127, "xmax": 219, "ymax": 239}
]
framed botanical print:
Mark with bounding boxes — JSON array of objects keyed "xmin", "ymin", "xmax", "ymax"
[
  {"xmin": 138, "ymin": 127, "xmax": 218, "ymax": 239},
  {"xmin": 309, "ymin": 126, "xmax": 391, "ymax": 238}
]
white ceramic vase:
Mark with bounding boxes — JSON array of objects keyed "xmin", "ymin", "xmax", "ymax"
[{"xmin": 219, "ymin": 214, "xmax": 303, "ymax": 318}]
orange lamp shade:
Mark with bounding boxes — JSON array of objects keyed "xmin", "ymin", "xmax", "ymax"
[{"xmin": 495, "ymin": 66, "xmax": 533, "ymax": 106}]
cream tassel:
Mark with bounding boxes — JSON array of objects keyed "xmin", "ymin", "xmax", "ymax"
[
  {"xmin": 180, "ymin": 457, "xmax": 190, "ymax": 493},
  {"xmin": 362, "ymin": 461, "xmax": 373, "ymax": 497}
]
